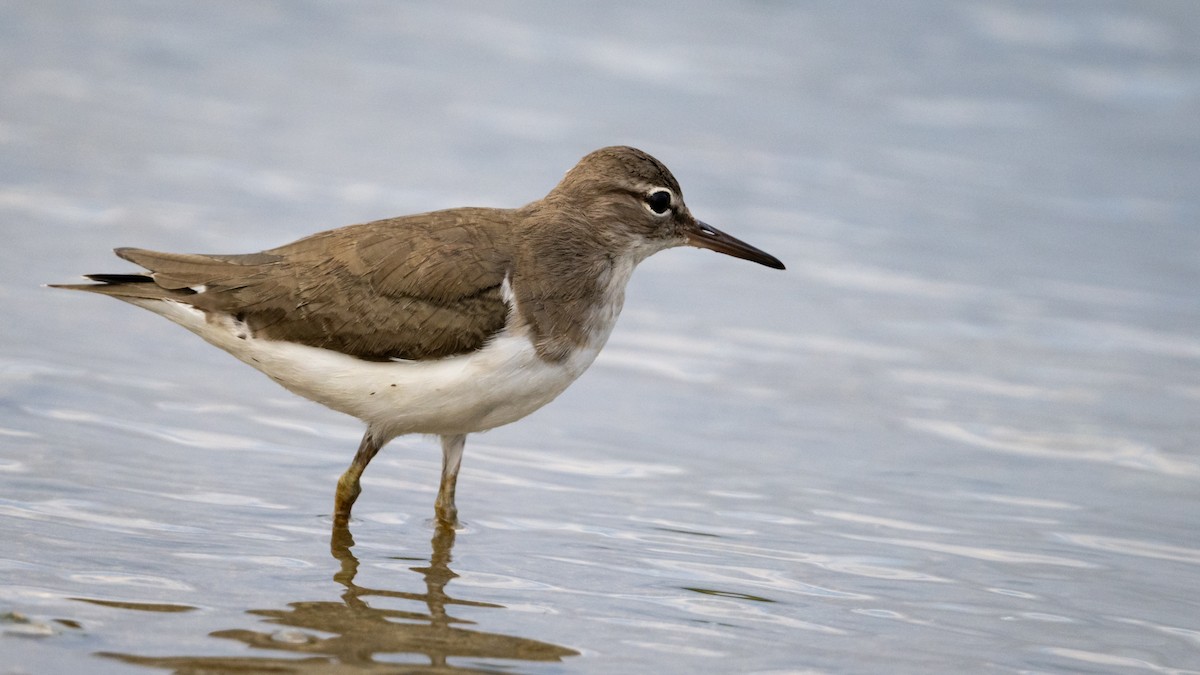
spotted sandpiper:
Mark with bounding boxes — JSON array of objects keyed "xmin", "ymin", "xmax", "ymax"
[{"xmin": 53, "ymin": 146, "xmax": 784, "ymax": 526}]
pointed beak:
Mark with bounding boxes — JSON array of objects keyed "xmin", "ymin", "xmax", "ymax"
[{"xmin": 685, "ymin": 220, "xmax": 785, "ymax": 270}]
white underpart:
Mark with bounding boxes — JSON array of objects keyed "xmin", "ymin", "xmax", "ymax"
[{"xmin": 126, "ymin": 264, "xmax": 640, "ymax": 444}]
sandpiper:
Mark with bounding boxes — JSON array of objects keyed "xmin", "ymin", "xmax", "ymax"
[{"xmin": 53, "ymin": 146, "xmax": 784, "ymax": 526}]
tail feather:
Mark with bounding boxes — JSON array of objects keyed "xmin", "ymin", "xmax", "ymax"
[
  {"xmin": 49, "ymin": 272, "xmax": 193, "ymax": 301},
  {"xmin": 54, "ymin": 244, "xmax": 270, "ymax": 303},
  {"xmin": 51, "ymin": 246, "xmax": 223, "ymax": 301},
  {"xmin": 83, "ymin": 273, "xmax": 155, "ymax": 284},
  {"xmin": 114, "ymin": 247, "xmax": 275, "ymax": 290}
]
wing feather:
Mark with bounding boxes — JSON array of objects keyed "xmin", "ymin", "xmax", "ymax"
[{"xmin": 73, "ymin": 209, "xmax": 516, "ymax": 361}]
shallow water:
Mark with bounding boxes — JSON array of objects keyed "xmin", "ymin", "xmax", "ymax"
[{"xmin": 3, "ymin": 1, "xmax": 1200, "ymax": 673}]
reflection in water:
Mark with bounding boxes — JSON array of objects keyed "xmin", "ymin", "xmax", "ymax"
[{"xmin": 102, "ymin": 524, "xmax": 577, "ymax": 672}]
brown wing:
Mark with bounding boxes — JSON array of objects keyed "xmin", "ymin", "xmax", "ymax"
[{"xmin": 60, "ymin": 208, "xmax": 516, "ymax": 361}]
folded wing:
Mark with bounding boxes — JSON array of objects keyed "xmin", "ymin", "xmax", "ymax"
[{"xmin": 54, "ymin": 209, "xmax": 515, "ymax": 361}]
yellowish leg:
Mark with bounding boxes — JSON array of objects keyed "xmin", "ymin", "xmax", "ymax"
[
  {"xmin": 434, "ymin": 434, "xmax": 466, "ymax": 527},
  {"xmin": 334, "ymin": 431, "xmax": 382, "ymax": 525}
]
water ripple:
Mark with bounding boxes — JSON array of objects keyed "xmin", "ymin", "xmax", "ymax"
[
  {"xmin": 1041, "ymin": 647, "xmax": 1200, "ymax": 675},
  {"xmin": 134, "ymin": 490, "xmax": 290, "ymax": 509},
  {"xmin": 649, "ymin": 559, "xmax": 868, "ymax": 600},
  {"xmin": 0, "ymin": 498, "xmax": 202, "ymax": 534},
  {"xmin": 654, "ymin": 594, "xmax": 846, "ymax": 635},
  {"xmin": 906, "ymin": 418, "xmax": 1200, "ymax": 477},
  {"xmin": 838, "ymin": 535, "xmax": 1097, "ymax": 568},
  {"xmin": 477, "ymin": 445, "xmax": 686, "ymax": 479},
  {"xmin": 67, "ymin": 573, "xmax": 193, "ymax": 592},
  {"xmin": 891, "ymin": 368, "xmax": 1093, "ymax": 401},
  {"xmin": 26, "ymin": 407, "xmax": 262, "ymax": 451},
  {"xmin": 814, "ymin": 510, "xmax": 955, "ymax": 534},
  {"xmin": 1055, "ymin": 533, "xmax": 1200, "ymax": 565}
]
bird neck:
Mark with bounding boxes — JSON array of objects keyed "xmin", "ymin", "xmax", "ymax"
[{"xmin": 509, "ymin": 201, "xmax": 639, "ymax": 363}]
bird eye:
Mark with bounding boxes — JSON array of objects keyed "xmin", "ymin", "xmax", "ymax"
[{"xmin": 644, "ymin": 189, "xmax": 672, "ymax": 215}]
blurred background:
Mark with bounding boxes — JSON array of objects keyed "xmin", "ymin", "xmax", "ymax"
[{"xmin": 2, "ymin": 2, "xmax": 1198, "ymax": 673}]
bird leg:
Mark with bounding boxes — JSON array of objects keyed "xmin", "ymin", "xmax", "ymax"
[
  {"xmin": 334, "ymin": 431, "xmax": 382, "ymax": 525},
  {"xmin": 434, "ymin": 434, "xmax": 466, "ymax": 527}
]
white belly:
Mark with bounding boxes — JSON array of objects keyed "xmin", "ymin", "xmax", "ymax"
[{"xmin": 130, "ymin": 299, "xmax": 607, "ymax": 441}]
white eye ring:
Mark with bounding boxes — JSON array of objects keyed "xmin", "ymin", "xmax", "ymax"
[{"xmin": 643, "ymin": 188, "xmax": 674, "ymax": 216}]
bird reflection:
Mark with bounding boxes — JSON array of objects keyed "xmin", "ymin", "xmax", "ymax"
[{"xmin": 103, "ymin": 522, "xmax": 577, "ymax": 672}]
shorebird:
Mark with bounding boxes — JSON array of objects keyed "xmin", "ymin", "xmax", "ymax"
[{"xmin": 53, "ymin": 146, "xmax": 784, "ymax": 526}]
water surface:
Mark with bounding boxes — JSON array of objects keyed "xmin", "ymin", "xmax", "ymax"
[{"xmin": 3, "ymin": 2, "xmax": 1199, "ymax": 673}]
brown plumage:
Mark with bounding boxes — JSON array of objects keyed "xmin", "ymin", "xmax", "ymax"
[
  {"xmin": 56, "ymin": 208, "xmax": 515, "ymax": 361},
  {"xmin": 52, "ymin": 146, "xmax": 785, "ymax": 527}
]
